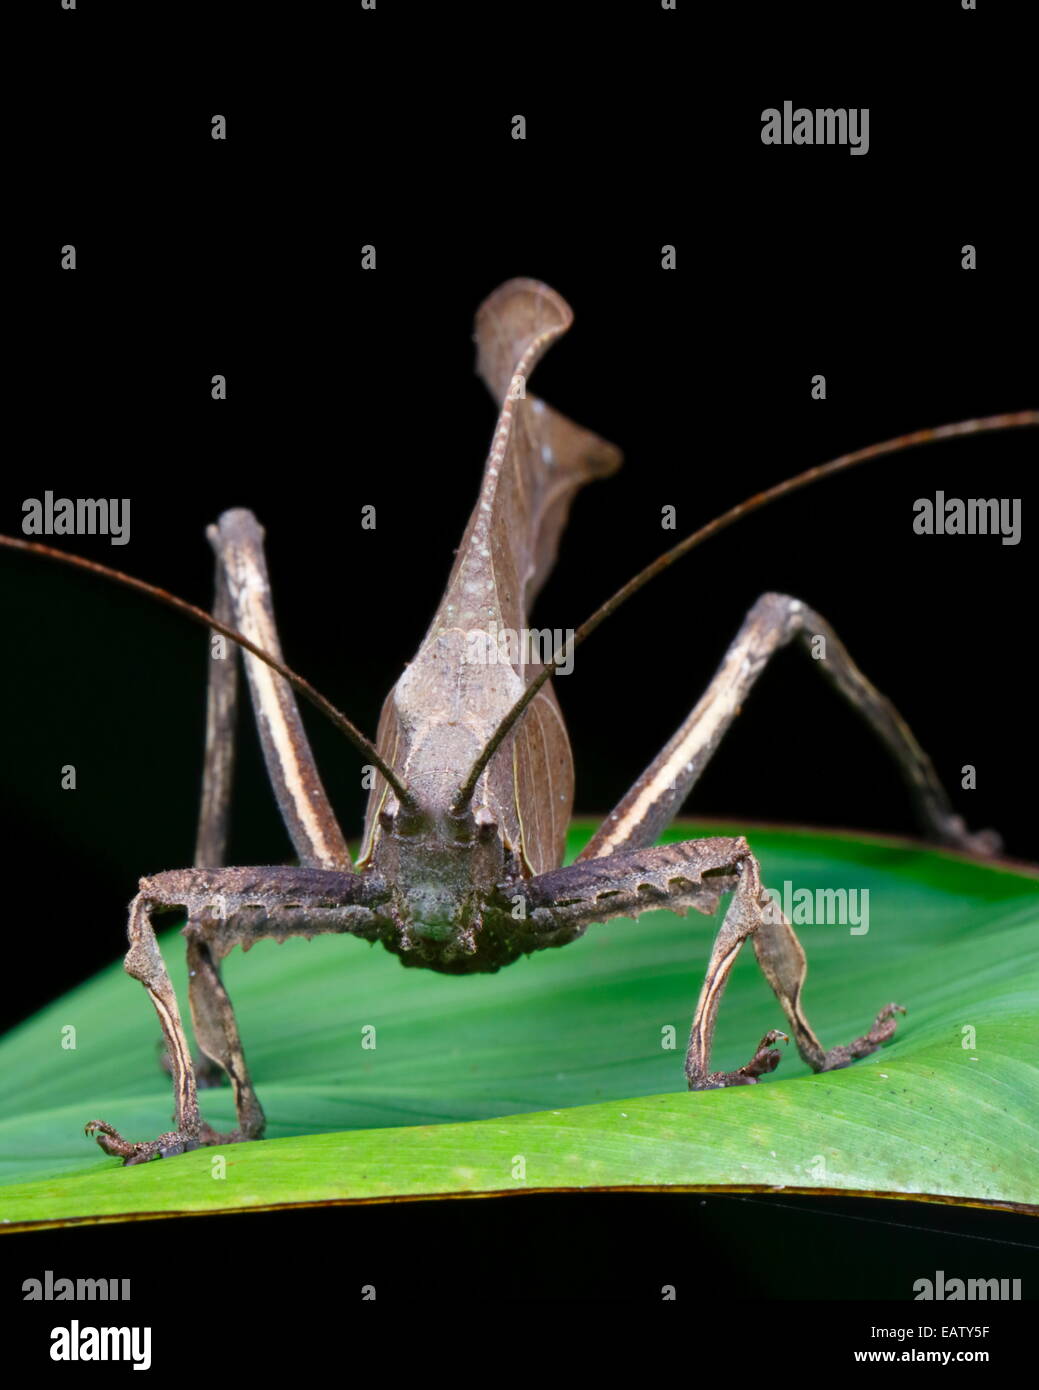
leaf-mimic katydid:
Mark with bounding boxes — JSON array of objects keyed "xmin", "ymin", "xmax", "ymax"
[{"xmin": 2, "ymin": 279, "xmax": 1035, "ymax": 1164}]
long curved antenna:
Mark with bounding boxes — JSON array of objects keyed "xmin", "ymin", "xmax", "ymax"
[
  {"xmin": 451, "ymin": 410, "xmax": 1039, "ymax": 815},
  {"xmin": 0, "ymin": 534, "xmax": 417, "ymax": 813}
]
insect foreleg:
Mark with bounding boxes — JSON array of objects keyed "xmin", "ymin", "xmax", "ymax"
[
  {"xmin": 511, "ymin": 838, "xmax": 904, "ymax": 1088},
  {"xmin": 87, "ymin": 867, "xmax": 391, "ymax": 1164}
]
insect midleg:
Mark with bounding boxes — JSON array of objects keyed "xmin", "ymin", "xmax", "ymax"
[
  {"xmin": 576, "ymin": 591, "xmax": 999, "ymax": 863},
  {"xmin": 182, "ymin": 927, "xmax": 266, "ymax": 1142}
]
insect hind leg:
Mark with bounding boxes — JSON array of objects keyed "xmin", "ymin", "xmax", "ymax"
[{"xmin": 577, "ymin": 591, "xmax": 1000, "ymax": 862}]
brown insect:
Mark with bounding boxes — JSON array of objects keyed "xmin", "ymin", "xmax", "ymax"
[{"xmin": 3, "ymin": 279, "xmax": 1034, "ymax": 1164}]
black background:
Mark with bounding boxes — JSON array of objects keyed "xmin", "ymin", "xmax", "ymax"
[{"xmin": 2, "ymin": 0, "xmax": 1036, "ymax": 1336}]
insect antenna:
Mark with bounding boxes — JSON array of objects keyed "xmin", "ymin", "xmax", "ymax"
[
  {"xmin": 0, "ymin": 534, "xmax": 417, "ymax": 813},
  {"xmin": 451, "ymin": 410, "xmax": 1039, "ymax": 815}
]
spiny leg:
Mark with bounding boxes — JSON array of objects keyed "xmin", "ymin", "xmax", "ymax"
[
  {"xmin": 579, "ymin": 590, "xmax": 999, "ymax": 863},
  {"xmin": 88, "ymin": 867, "xmax": 389, "ymax": 1164},
  {"xmin": 565, "ymin": 589, "xmax": 975, "ymax": 1078},
  {"xmin": 512, "ymin": 837, "xmax": 902, "ymax": 1089},
  {"xmin": 162, "ymin": 510, "xmax": 358, "ymax": 1094}
]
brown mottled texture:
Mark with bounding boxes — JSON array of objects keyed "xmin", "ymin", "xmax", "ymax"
[
  {"xmin": 3, "ymin": 282, "xmax": 1026, "ymax": 1163},
  {"xmin": 359, "ymin": 278, "xmax": 621, "ymax": 877},
  {"xmin": 193, "ymin": 547, "xmax": 238, "ymax": 869},
  {"xmin": 88, "ymin": 868, "xmax": 389, "ymax": 1163}
]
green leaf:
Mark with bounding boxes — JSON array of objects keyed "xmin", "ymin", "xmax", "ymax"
[{"xmin": 1, "ymin": 822, "xmax": 1036, "ymax": 1229}]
